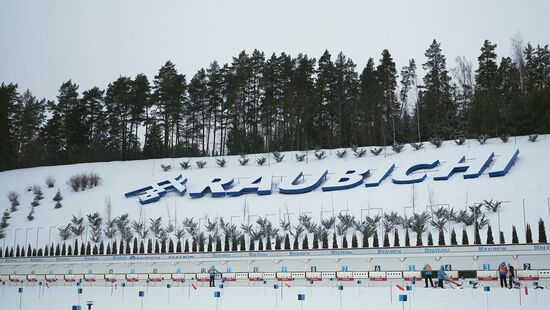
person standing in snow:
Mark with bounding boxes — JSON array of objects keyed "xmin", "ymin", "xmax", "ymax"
[
  {"xmin": 498, "ymin": 262, "xmax": 508, "ymax": 288},
  {"xmin": 423, "ymin": 263, "xmax": 434, "ymax": 287},
  {"xmin": 208, "ymin": 265, "xmax": 221, "ymax": 287},
  {"xmin": 437, "ymin": 265, "xmax": 446, "ymax": 288},
  {"xmin": 507, "ymin": 264, "xmax": 516, "ymax": 289}
]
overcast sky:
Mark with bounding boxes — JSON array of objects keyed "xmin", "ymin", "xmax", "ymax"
[{"xmin": 1, "ymin": 0, "xmax": 549, "ymax": 100}]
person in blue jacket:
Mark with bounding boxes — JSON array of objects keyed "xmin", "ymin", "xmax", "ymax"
[
  {"xmin": 208, "ymin": 265, "xmax": 222, "ymax": 287},
  {"xmin": 437, "ymin": 265, "xmax": 446, "ymax": 288},
  {"xmin": 422, "ymin": 263, "xmax": 434, "ymax": 287},
  {"xmin": 498, "ymin": 262, "xmax": 508, "ymax": 288}
]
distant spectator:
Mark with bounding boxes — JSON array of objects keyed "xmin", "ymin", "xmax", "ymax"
[
  {"xmin": 507, "ymin": 264, "xmax": 516, "ymax": 289},
  {"xmin": 437, "ymin": 265, "xmax": 446, "ymax": 288},
  {"xmin": 423, "ymin": 263, "xmax": 434, "ymax": 288},
  {"xmin": 498, "ymin": 262, "xmax": 508, "ymax": 288},
  {"xmin": 208, "ymin": 265, "xmax": 221, "ymax": 287}
]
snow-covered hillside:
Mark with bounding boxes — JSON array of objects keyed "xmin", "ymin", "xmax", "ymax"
[{"xmin": 1, "ymin": 135, "xmax": 549, "ymax": 248}]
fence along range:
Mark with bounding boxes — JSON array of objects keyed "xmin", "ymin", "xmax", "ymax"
[{"xmin": 0, "ymin": 243, "xmax": 548, "ymax": 285}]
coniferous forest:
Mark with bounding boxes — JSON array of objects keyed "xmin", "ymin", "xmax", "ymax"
[{"xmin": 1, "ymin": 39, "xmax": 549, "ymax": 171}]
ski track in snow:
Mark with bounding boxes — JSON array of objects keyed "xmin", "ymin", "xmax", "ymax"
[{"xmin": 1, "ymin": 284, "xmax": 549, "ymax": 310}]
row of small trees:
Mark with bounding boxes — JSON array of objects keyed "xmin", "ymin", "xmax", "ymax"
[
  {"xmin": 0, "ymin": 219, "xmax": 547, "ymax": 258},
  {"xmin": 159, "ymin": 135, "xmax": 540, "ymax": 171},
  {"xmin": 1, "ymin": 173, "xmax": 103, "ymax": 239}
]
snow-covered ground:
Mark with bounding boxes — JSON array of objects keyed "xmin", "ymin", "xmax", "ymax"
[
  {"xmin": 1, "ymin": 282, "xmax": 549, "ymax": 310},
  {"xmin": 0, "ymin": 135, "xmax": 549, "ymax": 248}
]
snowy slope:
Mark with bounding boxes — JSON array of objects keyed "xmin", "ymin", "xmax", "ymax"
[{"xmin": 1, "ymin": 135, "xmax": 549, "ymax": 247}]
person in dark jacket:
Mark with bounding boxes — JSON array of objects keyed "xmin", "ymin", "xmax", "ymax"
[
  {"xmin": 437, "ymin": 265, "xmax": 446, "ymax": 288},
  {"xmin": 423, "ymin": 263, "xmax": 434, "ymax": 287},
  {"xmin": 208, "ymin": 265, "xmax": 221, "ymax": 287},
  {"xmin": 508, "ymin": 264, "xmax": 516, "ymax": 289},
  {"xmin": 498, "ymin": 262, "xmax": 508, "ymax": 288}
]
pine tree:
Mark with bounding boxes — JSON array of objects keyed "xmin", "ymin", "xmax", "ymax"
[
  {"xmin": 405, "ymin": 230, "xmax": 411, "ymax": 247},
  {"xmin": 312, "ymin": 234, "xmax": 319, "ymax": 249},
  {"xmin": 147, "ymin": 239, "xmax": 153, "ymax": 253},
  {"xmin": 377, "ymin": 49, "xmax": 398, "ymax": 144},
  {"xmin": 105, "ymin": 77, "xmax": 135, "ymax": 160},
  {"xmin": 393, "ymin": 229, "xmax": 400, "ymax": 247},
  {"xmin": 499, "ymin": 231, "xmax": 505, "ymax": 244},
  {"xmin": 275, "ymin": 236, "xmax": 281, "ymax": 250},
  {"xmin": 438, "ymin": 229, "xmax": 446, "ymax": 246},
  {"xmin": 73, "ymin": 239, "xmax": 79, "ymax": 256},
  {"xmin": 13, "ymin": 90, "xmax": 47, "ymax": 166},
  {"xmin": 239, "ymin": 236, "xmax": 245, "ymax": 251},
  {"xmin": 462, "ymin": 229, "xmax": 469, "ymax": 245},
  {"xmin": 526, "ymin": 224, "xmax": 533, "ymax": 244},
  {"xmin": 351, "ymin": 234, "xmax": 358, "ymax": 248},
  {"xmin": 152, "ymin": 61, "xmax": 187, "ymax": 156},
  {"xmin": 322, "ymin": 232, "xmax": 329, "ymax": 249},
  {"xmin": 373, "ymin": 233, "xmax": 379, "ymax": 247},
  {"xmin": 249, "ymin": 237, "xmax": 255, "ymax": 251},
  {"xmin": 293, "ymin": 235, "xmax": 299, "ymax": 250},
  {"xmin": 358, "ymin": 58, "xmax": 383, "ymax": 145},
  {"xmin": 471, "ymin": 40, "xmax": 500, "ymax": 136},
  {"xmin": 342, "ymin": 235, "xmax": 348, "ymax": 248},
  {"xmin": 383, "ymin": 232, "xmax": 390, "ymax": 247},
  {"xmin": 0, "ymin": 83, "xmax": 19, "ymax": 171},
  {"xmin": 53, "ymin": 189, "xmax": 63, "ymax": 202},
  {"xmin": 474, "ymin": 224, "xmax": 481, "ymax": 245},
  {"xmin": 216, "ymin": 237, "xmax": 222, "ymax": 252},
  {"xmin": 302, "ymin": 235, "xmax": 309, "ymax": 250},
  {"xmin": 176, "ymin": 240, "xmax": 182, "ymax": 253},
  {"xmin": 169, "ymin": 239, "xmax": 175, "ymax": 253},
  {"xmin": 539, "ymin": 218, "xmax": 547, "ymax": 243},
  {"xmin": 362, "ymin": 231, "xmax": 369, "ymax": 248},
  {"xmin": 224, "ymin": 234, "xmax": 230, "ymax": 251},
  {"xmin": 486, "ymin": 225, "xmax": 494, "ymax": 244},
  {"xmin": 207, "ymin": 238, "xmax": 213, "ymax": 252},
  {"xmin": 184, "ymin": 240, "xmax": 189, "ymax": 253},
  {"xmin": 81, "ymin": 86, "xmax": 108, "ymax": 160},
  {"xmin": 512, "ymin": 226, "xmax": 519, "ymax": 244},
  {"xmin": 133, "ymin": 238, "xmax": 138, "ymax": 254},
  {"xmin": 258, "ymin": 237, "xmax": 264, "ymax": 251},
  {"xmin": 111, "ymin": 240, "xmax": 117, "ymax": 255},
  {"xmin": 266, "ymin": 235, "xmax": 272, "ymax": 250},
  {"xmin": 418, "ymin": 40, "xmax": 455, "ymax": 138},
  {"xmin": 427, "ymin": 232, "xmax": 433, "ymax": 246},
  {"xmin": 332, "ymin": 232, "xmax": 338, "ymax": 249},
  {"xmin": 416, "ymin": 232, "xmax": 423, "ymax": 246}
]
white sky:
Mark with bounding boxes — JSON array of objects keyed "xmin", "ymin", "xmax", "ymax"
[{"xmin": 1, "ymin": 0, "xmax": 549, "ymax": 100}]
